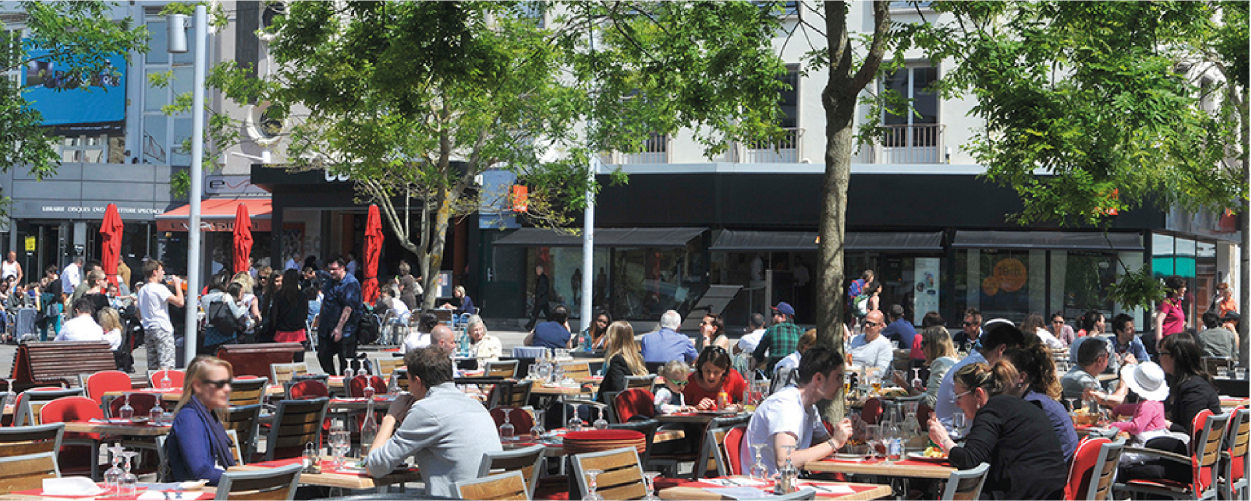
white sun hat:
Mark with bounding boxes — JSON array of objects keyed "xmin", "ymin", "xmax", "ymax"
[{"xmin": 1122, "ymin": 361, "xmax": 1169, "ymax": 402}]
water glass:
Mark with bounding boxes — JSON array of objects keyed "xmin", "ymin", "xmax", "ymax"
[
  {"xmin": 1237, "ymin": 366, "xmax": 1248, "ymax": 380},
  {"xmin": 1217, "ymin": 364, "xmax": 1229, "ymax": 378},
  {"xmin": 951, "ymin": 413, "xmax": 967, "ymax": 441}
]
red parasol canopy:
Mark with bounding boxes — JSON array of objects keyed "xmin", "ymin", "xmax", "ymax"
[
  {"xmin": 99, "ymin": 203, "xmax": 123, "ymax": 287},
  {"xmin": 233, "ymin": 203, "xmax": 253, "ymax": 275},
  {"xmin": 362, "ymin": 204, "xmax": 384, "ymax": 304}
]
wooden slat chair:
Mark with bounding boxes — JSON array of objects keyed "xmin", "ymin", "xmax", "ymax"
[
  {"xmin": 262, "ymin": 398, "xmax": 329, "ymax": 462},
  {"xmin": 224, "ymin": 404, "xmax": 262, "ymax": 461},
  {"xmin": 225, "ymin": 430, "xmax": 245, "ymax": 466},
  {"xmin": 0, "ymin": 423, "xmax": 64, "ymax": 457},
  {"xmin": 1222, "ymin": 406, "xmax": 1250, "ymax": 501},
  {"xmin": 215, "ymin": 462, "xmax": 302, "ymax": 500},
  {"xmin": 229, "ymin": 377, "xmax": 268, "ymax": 407},
  {"xmin": 607, "ymin": 419, "xmax": 660, "ymax": 470},
  {"xmin": 939, "ymin": 462, "xmax": 991, "ymax": 501},
  {"xmin": 559, "ymin": 362, "xmax": 592, "ymax": 382},
  {"xmin": 12, "ymin": 387, "xmax": 84, "ymax": 426},
  {"xmin": 624, "ymin": 375, "xmax": 656, "ymax": 391},
  {"xmin": 0, "ymin": 452, "xmax": 60, "ymax": 495},
  {"xmin": 477, "ymin": 444, "xmax": 546, "ymax": 499},
  {"xmin": 571, "ymin": 447, "xmax": 648, "ymax": 501},
  {"xmin": 1115, "ymin": 409, "xmax": 1229, "ymax": 500},
  {"xmin": 485, "ymin": 360, "xmax": 520, "ymax": 379},
  {"xmin": 456, "ymin": 470, "xmax": 529, "ymax": 501},
  {"xmin": 373, "ymin": 357, "xmax": 405, "ymax": 382},
  {"xmin": 269, "ymin": 362, "xmax": 308, "ymax": 391},
  {"xmin": 487, "ymin": 380, "xmax": 533, "ymax": 409}
]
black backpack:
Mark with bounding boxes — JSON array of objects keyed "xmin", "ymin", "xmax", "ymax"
[
  {"xmin": 355, "ymin": 305, "xmax": 381, "ymax": 345},
  {"xmin": 208, "ymin": 298, "xmax": 247, "ymax": 335}
]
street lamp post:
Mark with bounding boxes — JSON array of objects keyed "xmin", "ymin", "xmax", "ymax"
[{"xmin": 168, "ymin": 6, "xmax": 207, "ymax": 367}]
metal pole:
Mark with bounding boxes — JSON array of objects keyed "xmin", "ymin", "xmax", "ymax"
[
  {"xmin": 580, "ymin": 22, "xmax": 596, "ymax": 338},
  {"xmin": 184, "ymin": 5, "xmax": 207, "ymax": 368}
]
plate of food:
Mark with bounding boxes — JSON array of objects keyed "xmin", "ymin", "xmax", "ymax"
[
  {"xmin": 1070, "ymin": 409, "xmax": 1101, "ymax": 426},
  {"xmin": 906, "ymin": 446, "xmax": 949, "ymax": 463}
]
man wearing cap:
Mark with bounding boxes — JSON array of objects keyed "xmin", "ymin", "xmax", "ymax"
[
  {"xmin": 880, "ymin": 304, "xmax": 917, "ymax": 351},
  {"xmin": 848, "ymin": 309, "xmax": 894, "ymax": 373},
  {"xmin": 753, "ymin": 302, "xmax": 803, "ymax": 372},
  {"xmin": 1197, "ymin": 311, "xmax": 1239, "ymax": 359}
]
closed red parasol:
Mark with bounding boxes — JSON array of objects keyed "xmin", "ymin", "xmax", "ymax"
[
  {"xmin": 233, "ymin": 203, "xmax": 253, "ymax": 274},
  {"xmin": 362, "ymin": 204, "xmax": 383, "ymax": 304},
  {"xmin": 99, "ymin": 203, "xmax": 123, "ymax": 287}
]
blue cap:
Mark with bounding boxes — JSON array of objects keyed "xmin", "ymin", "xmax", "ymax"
[{"xmin": 772, "ymin": 302, "xmax": 795, "ymax": 317}]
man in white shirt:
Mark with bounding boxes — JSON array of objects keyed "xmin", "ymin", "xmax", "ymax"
[
  {"xmin": 55, "ymin": 297, "xmax": 114, "ymax": 349},
  {"xmin": 741, "ymin": 346, "xmax": 853, "ymax": 475},
  {"xmin": 61, "ymin": 256, "xmax": 83, "ymax": 293},
  {"xmin": 137, "ymin": 260, "xmax": 184, "ymax": 370},
  {"xmin": 734, "ymin": 313, "xmax": 768, "ymax": 355},
  {"xmin": 848, "ymin": 310, "xmax": 894, "ymax": 372}
]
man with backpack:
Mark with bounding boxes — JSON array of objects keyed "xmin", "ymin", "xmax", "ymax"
[{"xmin": 847, "ymin": 270, "xmax": 875, "ymax": 322}]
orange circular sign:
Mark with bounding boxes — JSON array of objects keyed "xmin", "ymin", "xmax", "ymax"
[{"xmin": 994, "ymin": 258, "xmax": 1028, "ymax": 292}]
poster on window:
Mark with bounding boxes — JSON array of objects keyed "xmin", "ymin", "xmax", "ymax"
[
  {"xmin": 980, "ymin": 255, "xmax": 1030, "ymax": 314},
  {"xmin": 913, "ymin": 257, "xmax": 940, "ymax": 325}
]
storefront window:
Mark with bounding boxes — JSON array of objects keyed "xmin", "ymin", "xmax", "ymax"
[
  {"xmin": 611, "ymin": 247, "xmax": 702, "ymax": 321},
  {"xmin": 1050, "ymin": 251, "xmax": 1118, "ymax": 320},
  {"xmin": 956, "ymin": 249, "xmax": 1042, "ymax": 325},
  {"xmin": 525, "ymin": 247, "xmax": 611, "ymax": 320}
]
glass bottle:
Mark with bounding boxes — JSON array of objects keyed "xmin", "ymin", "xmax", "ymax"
[{"xmin": 359, "ymin": 397, "xmax": 378, "ymax": 457}]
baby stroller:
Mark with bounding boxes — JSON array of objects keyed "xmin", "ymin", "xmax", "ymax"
[{"xmin": 380, "ymin": 309, "xmax": 410, "ymax": 346}]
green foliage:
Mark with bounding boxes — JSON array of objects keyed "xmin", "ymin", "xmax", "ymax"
[{"xmin": 1107, "ymin": 266, "xmax": 1167, "ymax": 313}]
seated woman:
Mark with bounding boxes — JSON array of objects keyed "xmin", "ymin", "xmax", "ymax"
[
  {"xmin": 597, "ymin": 320, "xmax": 648, "ymax": 403},
  {"xmin": 465, "ymin": 314, "xmax": 502, "ymax": 363},
  {"xmin": 928, "ymin": 361, "xmax": 1067, "ymax": 500},
  {"xmin": 891, "ymin": 326, "xmax": 958, "ymax": 408},
  {"xmin": 1004, "ymin": 339, "xmax": 1079, "ymax": 463},
  {"xmin": 166, "ymin": 356, "xmax": 237, "ymax": 485},
  {"xmin": 683, "ymin": 346, "xmax": 746, "ymax": 411}
]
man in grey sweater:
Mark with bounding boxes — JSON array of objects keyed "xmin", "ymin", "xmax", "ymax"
[{"xmin": 365, "ymin": 347, "xmax": 501, "ymax": 497}]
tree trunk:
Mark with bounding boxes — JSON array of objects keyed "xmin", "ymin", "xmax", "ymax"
[{"xmin": 421, "ymin": 190, "xmax": 454, "ymax": 310}]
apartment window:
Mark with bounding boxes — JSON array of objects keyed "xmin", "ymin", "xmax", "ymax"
[
  {"xmin": 778, "ymin": 65, "xmax": 799, "ymax": 129},
  {"xmin": 881, "ymin": 65, "xmax": 938, "ymax": 147},
  {"xmin": 59, "ymin": 134, "xmax": 107, "ymax": 163},
  {"xmin": 142, "ymin": 11, "xmax": 197, "ymax": 166},
  {"xmin": 756, "ymin": 2, "xmax": 800, "ymax": 16}
]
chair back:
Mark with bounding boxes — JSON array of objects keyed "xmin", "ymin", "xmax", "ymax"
[
  {"xmin": 269, "ymin": 362, "xmax": 308, "ymax": 389},
  {"xmin": 607, "ymin": 419, "xmax": 660, "ymax": 468},
  {"xmin": 372, "ymin": 357, "xmax": 405, "ymax": 381},
  {"xmin": 721, "ymin": 425, "xmax": 748, "ymax": 476},
  {"xmin": 0, "ymin": 452, "xmax": 60, "ymax": 494},
  {"xmin": 489, "ymin": 407, "xmax": 535, "ymax": 434},
  {"xmin": 148, "ymin": 369, "xmax": 186, "ymax": 389},
  {"xmin": 455, "ymin": 470, "xmax": 528, "ymax": 501},
  {"xmin": 487, "ymin": 380, "xmax": 533, "ymax": 409},
  {"xmin": 224, "ymin": 404, "xmax": 262, "ymax": 461},
  {"xmin": 108, "ymin": 393, "xmax": 159, "ymax": 418},
  {"xmin": 477, "ymin": 444, "xmax": 545, "ymax": 499},
  {"xmin": 287, "ymin": 380, "xmax": 329, "ymax": 400},
  {"xmin": 613, "ymin": 388, "xmax": 655, "ymax": 423},
  {"xmin": 83, "ymin": 370, "xmax": 132, "ymax": 407},
  {"xmin": 1064, "ymin": 437, "xmax": 1125, "ymax": 500},
  {"xmin": 1223, "ymin": 406, "xmax": 1250, "ymax": 501},
  {"xmin": 625, "ymin": 375, "xmax": 656, "ymax": 390},
  {"xmin": 264, "ymin": 398, "xmax": 329, "ymax": 461},
  {"xmin": 485, "ymin": 360, "xmax": 520, "ymax": 378},
  {"xmin": 1190, "ymin": 409, "xmax": 1230, "ymax": 497},
  {"xmin": 559, "ymin": 362, "xmax": 592, "ymax": 381},
  {"xmin": 939, "ymin": 462, "xmax": 990, "ymax": 500},
  {"xmin": 13, "ymin": 388, "xmax": 83, "ymax": 426},
  {"xmin": 215, "ymin": 462, "xmax": 302, "ymax": 500},
  {"xmin": 861, "ymin": 398, "xmax": 883, "ymax": 425},
  {"xmin": 229, "ymin": 377, "xmax": 268, "ymax": 407},
  {"xmin": 347, "ymin": 375, "xmax": 387, "ymax": 397},
  {"xmin": 39, "ymin": 396, "xmax": 103, "ymax": 426},
  {"xmin": 0, "ymin": 423, "xmax": 64, "ymax": 457},
  {"xmin": 693, "ymin": 414, "xmax": 751, "ymax": 479},
  {"xmin": 571, "ymin": 447, "xmax": 647, "ymax": 501}
]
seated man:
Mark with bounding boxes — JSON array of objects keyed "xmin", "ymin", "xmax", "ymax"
[
  {"xmin": 55, "ymin": 297, "xmax": 108, "ymax": 345},
  {"xmin": 847, "ymin": 310, "xmax": 894, "ymax": 373},
  {"xmin": 1061, "ymin": 336, "xmax": 1116, "ymax": 403},
  {"xmin": 640, "ymin": 310, "xmax": 697, "ymax": 364},
  {"xmin": 741, "ymin": 346, "xmax": 853, "ymax": 475},
  {"xmin": 365, "ymin": 347, "xmax": 502, "ymax": 497},
  {"xmin": 1196, "ymin": 311, "xmax": 1239, "ymax": 359},
  {"xmin": 524, "ymin": 304, "xmax": 572, "ymax": 350}
]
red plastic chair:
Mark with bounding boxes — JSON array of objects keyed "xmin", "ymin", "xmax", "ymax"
[
  {"xmin": 1115, "ymin": 409, "xmax": 1229, "ymax": 500},
  {"xmin": 148, "ymin": 369, "xmax": 185, "ymax": 389},
  {"xmin": 288, "ymin": 380, "xmax": 329, "ymax": 400},
  {"xmin": 84, "ymin": 371, "xmax": 132, "ymax": 409},
  {"xmin": 613, "ymin": 389, "xmax": 655, "ymax": 423},
  {"xmin": 108, "ymin": 393, "xmax": 160, "ymax": 419},
  {"xmin": 861, "ymin": 398, "xmax": 883, "ymax": 425},
  {"xmin": 722, "ymin": 424, "xmax": 747, "ymax": 475},
  {"xmin": 1222, "ymin": 406, "xmax": 1249, "ymax": 500},
  {"xmin": 1064, "ymin": 437, "xmax": 1111, "ymax": 500},
  {"xmin": 490, "ymin": 406, "xmax": 535, "ymax": 434},
  {"xmin": 347, "ymin": 375, "xmax": 387, "ymax": 397},
  {"xmin": 39, "ymin": 396, "xmax": 105, "ymax": 478}
]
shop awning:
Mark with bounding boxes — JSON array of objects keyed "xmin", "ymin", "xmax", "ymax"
[
  {"xmin": 951, "ymin": 231, "xmax": 1144, "ymax": 251},
  {"xmin": 493, "ymin": 227, "xmax": 706, "ymax": 248},
  {"xmin": 155, "ymin": 198, "xmax": 272, "ymax": 232},
  {"xmin": 709, "ymin": 230, "xmax": 944, "ymax": 252}
]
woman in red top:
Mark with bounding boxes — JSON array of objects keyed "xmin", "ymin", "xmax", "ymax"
[
  {"xmin": 1154, "ymin": 276, "xmax": 1187, "ymax": 349},
  {"xmin": 682, "ymin": 346, "xmax": 746, "ymax": 411}
]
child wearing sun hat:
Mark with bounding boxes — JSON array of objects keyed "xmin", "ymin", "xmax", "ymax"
[{"xmin": 1110, "ymin": 361, "xmax": 1172, "ymax": 464}]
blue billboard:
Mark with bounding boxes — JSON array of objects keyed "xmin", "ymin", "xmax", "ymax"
[{"xmin": 21, "ymin": 46, "xmax": 127, "ymax": 126}]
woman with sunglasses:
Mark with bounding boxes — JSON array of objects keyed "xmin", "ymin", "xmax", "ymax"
[
  {"xmin": 891, "ymin": 326, "xmax": 958, "ymax": 408},
  {"xmin": 683, "ymin": 346, "xmax": 746, "ymax": 411},
  {"xmin": 694, "ymin": 313, "xmax": 731, "ymax": 353},
  {"xmin": 1049, "ymin": 311, "xmax": 1076, "ymax": 347},
  {"xmin": 166, "ymin": 356, "xmax": 237, "ymax": 485}
]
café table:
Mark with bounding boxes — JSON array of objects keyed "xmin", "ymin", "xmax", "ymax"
[
  {"xmin": 0, "ymin": 484, "xmax": 218, "ymax": 500},
  {"xmin": 232, "ymin": 456, "xmax": 421, "ymax": 489},
  {"xmin": 530, "ymin": 383, "xmax": 597, "ymax": 396},
  {"xmin": 656, "ymin": 410, "xmax": 748, "ymax": 425},
  {"xmin": 64, "ymin": 419, "xmax": 173, "ymax": 437},
  {"xmin": 1221, "ymin": 396, "xmax": 1250, "ymax": 409},
  {"xmin": 656, "ymin": 476, "xmax": 893, "ymax": 500},
  {"xmin": 805, "ymin": 456, "xmax": 956, "ymax": 480}
]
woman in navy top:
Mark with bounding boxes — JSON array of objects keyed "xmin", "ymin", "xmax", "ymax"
[{"xmin": 166, "ymin": 356, "xmax": 237, "ymax": 485}]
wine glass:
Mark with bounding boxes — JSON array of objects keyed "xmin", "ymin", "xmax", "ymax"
[
  {"xmin": 120, "ymin": 450, "xmax": 139, "ymax": 496},
  {"xmin": 148, "ymin": 402, "xmax": 163, "ymax": 425},
  {"xmin": 911, "ymin": 368, "xmax": 923, "ymax": 391},
  {"xmin": 951, "ymin": 413, "xmax": 967, "ymax": 441},
  {"xmin": 530, "ymin": 408, "xmax": 546, "ymax": 440},
  {"xmin": 159, "ymin": 367, "xmax": 173, "ymax": 390},
  {"xmin": 749, "ymin": 442, "xmax": 769, "ymax": 480},
  {"xmin": 499, "ymin": 408, "xmax": 515, "ymax": 440},
  {"xmin": 568, "ymin": 414, "xmax": 585, "ymax": 432},
  {"xmin": 104, "ymin": 443, "xmax": 124, "ymax": 493},
  {"xmin": 3, "ymin": 377, "xmax": 16, "ymax": 413},
  {"xmin": 866, "ymin": 425, "xmax": 882, "ymax": 461},
  {"xmin": 592, "ymin": 407, "xmax": 608, "ymax": 430},
  {"xmin": 117, "ymin": 393, "xmax": 134, "ymax": 420},
  {"xmin": 582, "ymin": 469, "xmax": 605, "ymax": 501},
  {"xmin": 641, "ymin": 471, "xmax": 662, "ymax": 501},
  {"xmin": 328, "ymin": 419, "xmax": 349, "ymax": 467}
]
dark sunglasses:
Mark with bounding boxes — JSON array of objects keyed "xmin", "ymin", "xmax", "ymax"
[
  {"xmin": 963, "ymin": 321, "xmax": 977, "ymax": 326},
  {"xmin": 863, "ymin": 321, "xmax": 880, "ymax": 327},
  {"xmin": 202, "ymin": 378, "xmax": 231, "ymax": 388}
]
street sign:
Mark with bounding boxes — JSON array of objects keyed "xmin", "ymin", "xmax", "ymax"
[{"xmin": 24, "ymin": 236, "xmax": 34, "ymax": 252}]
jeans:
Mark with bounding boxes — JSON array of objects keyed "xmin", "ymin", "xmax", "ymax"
[{"xmin": 317, "ymin": 334, "xmax": 357, "ymax": 376}]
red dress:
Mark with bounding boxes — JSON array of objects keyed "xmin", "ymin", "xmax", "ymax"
[{"xmin": 682, "ymin": 368, "xmax": 747, "ymax": 407}]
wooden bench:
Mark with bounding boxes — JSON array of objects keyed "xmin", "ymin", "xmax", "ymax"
[
  {"xmin": 9, "ymin": 341, "xmax": 115, "ymax": 389},
  {"xmin": 215, "ymin": 343, "xmax": 304, "ymax": 379}
]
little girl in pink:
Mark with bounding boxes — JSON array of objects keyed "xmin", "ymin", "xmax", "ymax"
[{"xmin": 1110, "ymin": 362, "xmax": 1172, "ymax": 464}]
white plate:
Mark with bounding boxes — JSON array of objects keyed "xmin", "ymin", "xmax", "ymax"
[
  {"xmin": 179, "ymin": 480, "xmax": 207, "ymax": 491},
  {"xmin": 905, "ymin": 452, "xmax": 948, "ymax": 462}
]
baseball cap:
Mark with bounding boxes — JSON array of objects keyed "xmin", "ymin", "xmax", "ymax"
[
  {"xmin": 772, "ymin": 302, "xmax": 795, "ymax": 317},
  {"xmin": 1223, "ymin": 311, "xmax": 1241, "ymax": 322}
]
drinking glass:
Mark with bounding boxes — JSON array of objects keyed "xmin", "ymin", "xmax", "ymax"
[
  {"xmin": 593, "ymin": 407, "xmax": 608, "ymax": 430},
  {"xmin": 148, "ymin": 403, "xmax": 163, "ymax": 425},
  {"xmin": 951, "ymin": 413, "xmax": 967, "ymax": 441},
  {"xmin": 3, "ymin": 377, "xmax": 16, "ymax": 412},
  {"xmin": 118, "ymin": 393, "xmax": 134, "ymax": 420},
  {"xmin": 1217, "ymin": 364, "xmax": 1230, "ymax": 378},
  {"xmin": 1237, "ymin": 365, "xmax": 1248, "ymax": 380},
  {"xmin": 120, "ymin": 450, "xmax": 139, "ymax": 497},
  {"xmin": 328, "ymin": 419, "xmax": 350, "ymax": 467},
  {"xmin": 641, "ymin": 471, "xmax": 662, "ymax": 501},
  {"xmin": 870, "ymin": 375, "xmax": 882, "ymax": 396},
  {"xmin": 865, "ymin": 425, "xmax": 882, "ymax": 460},
  {"xmin": 159, "ymin": 367, "xmax": 173, "ymax": 390},
  {"xmin": 499, "ymin": 408, "xmax": 515, "ymax": 440},
  {"xmin": 530, "ymin": 409, "xmax": 546, "ymax": 440},
  {"xmin": 104, "ymin": 443, "xmax": 124, "ymax": 493},
  {"xmin": 568, "ymin": 414, "xmax": 584, "ymax": 432},
  {"xmin": 749, "ymin": 442, "xmax": 769, "ymax": 480},
  {"xmin": 582, "ymin": 469, "xmax": 605, "ymax": 501}
]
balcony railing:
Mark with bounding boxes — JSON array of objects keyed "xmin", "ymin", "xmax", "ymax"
[
  {"xmin": 601, "ymin": 133, "xmax": 669, "ymax": 165},
  {"xmin": 722, "ymin": 127, "xmax": 804, "ymax": 163},
  {"xmin": 860, "ymin": 123, "xmax": 946, "ymax": 164}
]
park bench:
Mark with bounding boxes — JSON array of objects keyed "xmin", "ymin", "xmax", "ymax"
[
  {"xmin": 216, "ymin": 343, "xmax": 304, "ymax": 378},
  {"xmin": 9, "ymin": 341, "xmax": 115, "ymax": 390}
]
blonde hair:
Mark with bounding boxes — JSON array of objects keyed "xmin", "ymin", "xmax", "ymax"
[
  {"xmin": 797, "ymin": 329, "xmax": 818, "ymax": 353},
  {"xmin": 231, "ymin": 272, "xmax": 254, "ymax": 291},
  {"xmin": 98, "ymin": 307, "xmax": 123, "ymax": 332},
  {"xmin": 603, "ymin": 321, "xmax": 647, "ymax": 376},
  {"xmin": 659, "ymin": 360, "xmax": 691, "ymax": 380},
  {"xmin": 921, "ymin": 326, "xmax": 957, "ymax": 363},
  {"xmin": 952, "ymin": 360, "xmax": 1020, "ymax": 399},
  {"xmin": 174, "ymin": 356, "xmax": 234, "ymax": 421}
]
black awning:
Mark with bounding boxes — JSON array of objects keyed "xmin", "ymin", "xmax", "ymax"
[
  {"xmin": 951, "ymin": 231, "xmax": 1144, "ymax": 251},
  {"xmin": 493, "ymin": 227, "xmax": 706, "ymax": 248},
  {"xmin": 709, "ymin": 230, "xmax": 944, "ymax": 252}
]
